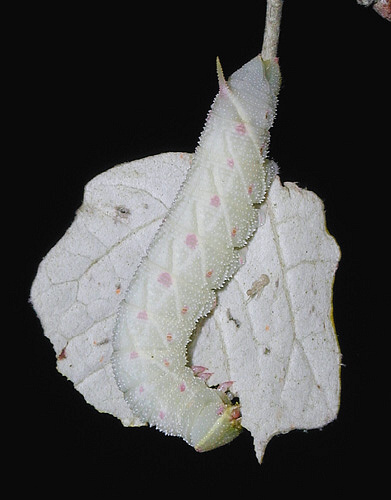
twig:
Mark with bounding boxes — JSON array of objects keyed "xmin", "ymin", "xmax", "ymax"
[{"xmin": 261, "ymin": 0, "xmax": 284, "ymax": 60}]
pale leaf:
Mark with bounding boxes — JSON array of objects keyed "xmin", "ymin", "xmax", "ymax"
[
  {"xmin": 190, "ymin": 174, "xmax": 341, "ymax": 462},
  {"xmin": 30, "ymin": 152, "xmax": 341, "ymax": 461}
]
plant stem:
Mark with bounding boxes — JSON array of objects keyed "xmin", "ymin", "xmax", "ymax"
[{"xmin": 261, "ymin": 0, "xmax": 284, "ymax": 60}]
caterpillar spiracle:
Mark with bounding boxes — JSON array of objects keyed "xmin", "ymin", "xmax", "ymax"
[{"xmin": 112, "ymin": 55, "xmax": 280, "ymax": 452}]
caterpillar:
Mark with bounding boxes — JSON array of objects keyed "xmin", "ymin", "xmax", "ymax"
[{"xmin": 111, "ymin": 54, "xmax": 280, "ymax": 452}]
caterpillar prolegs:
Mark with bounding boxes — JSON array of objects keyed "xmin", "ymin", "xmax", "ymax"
[{"xmin": 112, "ymin": 55, "xmax": 280, "ymax": 451}]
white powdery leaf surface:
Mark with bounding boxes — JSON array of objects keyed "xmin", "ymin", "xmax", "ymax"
[
  {"xmin": 190, "ymin": 177, "xmax": 341, "ymax": 462},
  {"xmin": 31, "ymin": 152, "xmax": 191, "ymax": 427},
  {"xmin": 31, "ymin": 152, "xmax": 341, "ymax": 460}
]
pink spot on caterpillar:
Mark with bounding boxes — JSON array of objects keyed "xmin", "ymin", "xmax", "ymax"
[
  {"xmin": 248, "ymin": 184, "xmax": 253, "ymax": 195},
  {"xmin": 185, "ymin": 233, "xmax": 198, "ymax": 249},
  {"xmin": 181, "ymin": 305, "xmax": 188, "ymax": 315},
  {"xmin": 235, "ymin": 122, "xmax": 246, "ymax": 135},
  {"xmin": 217, "ymin": 404, "xmax": 225, "ymax": 416},
  {"xmin": 179, "ymin": 382, "xmax": 186, "ymax": 392},
  {"xmin": 129, "ymin": 351, "xmax": 139, "ymax": 359},
  {"xmin": 157, "ymin": 272, "xmax": 172, "ymax": 288},
  {"xmin": 227, "ymin": 158, "xmax": 234, "ymax": 168},
  {"xmin": 159, "ymin": 411, "xmax": 165, "ymax": 420},
  {"xmin": 210, "ymin": 195, "xmax": 220, "ymax": 207},
  {"xmin": 231, "ymin": 227, "xmax": 237, "ymax": 238},
  {"xmin": 137, "ymin": 310, "xmax": 148, "ymax": 320},
  {"xmin": 139, "ymin": 385, "xmax": 144, "ymax": 393},
  {"xmin": 166, "ymin": 333, "xmax": 173, "ymax": 342},
  {"xmin": 163, "ymin": 358, "xmax": 170, "ymax": 367},
  {"xmin": 205, "ymin": 269, "xmax": 213, "ymax": 278}
]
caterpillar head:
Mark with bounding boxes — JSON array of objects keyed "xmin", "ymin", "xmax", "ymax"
[{"xmin": 191, "ymin": 402, "xmax": 242, "ymax": 452}]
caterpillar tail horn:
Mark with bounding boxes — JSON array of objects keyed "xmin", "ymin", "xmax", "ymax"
[{"xmin": 216, "ymin": 56, "xmax": 227, "ymax": 92}]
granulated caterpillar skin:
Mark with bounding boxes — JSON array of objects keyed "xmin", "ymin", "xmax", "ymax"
[{"xmin": 111, "ymin": 55, "xmax": 280, "ymax": 452}]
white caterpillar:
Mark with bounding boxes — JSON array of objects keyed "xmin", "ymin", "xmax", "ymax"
[{"xmin": 112, "ymin": 55, "xmax": 280, "ymax": 452}]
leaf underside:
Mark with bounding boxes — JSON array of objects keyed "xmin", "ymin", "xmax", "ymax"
[{"xmin": 30, "ymin": 152, "xmax": 341, "ymax": 462}]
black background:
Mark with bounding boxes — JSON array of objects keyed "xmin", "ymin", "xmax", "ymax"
[{"xmin": 13, "ymin": 0, "xmax": 388, "ymax": 493}]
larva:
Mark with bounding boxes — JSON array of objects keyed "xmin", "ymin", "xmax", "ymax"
[
  {"xmin": 246, "ymin": 274, "xmax": 270, "ymax": 301},
  {"xmin": 111, "ymin": 55, "xmax": 280, "ymax": 452}
]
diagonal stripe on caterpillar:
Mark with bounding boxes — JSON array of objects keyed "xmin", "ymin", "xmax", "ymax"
[{"xmin": 111, "ymin": 55, "xmax": 280, "ymax": 452}]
